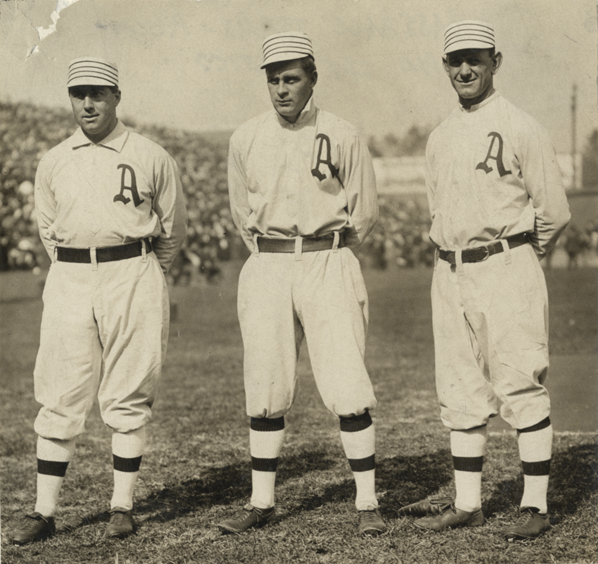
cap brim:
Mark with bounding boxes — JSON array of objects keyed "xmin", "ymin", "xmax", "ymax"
[
  {"xmin": 67, "ymin": 77, "xmax": 118, "ymax": 88},
  {"xmin": 444, "ymin": 39, "xmax": 495, "ymax": 54}
]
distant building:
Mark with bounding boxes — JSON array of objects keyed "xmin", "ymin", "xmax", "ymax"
[{"xmin": 373, "ymin": 153, "xmax": 583, "ymax": 196}]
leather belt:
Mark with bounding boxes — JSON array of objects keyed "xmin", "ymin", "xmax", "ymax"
[
  {"xmin": 257, "ymin": 233, "xmax": 345, "ymax": 253},
  {"xmin": 56, "ymin": 239, "xmax": 152, "ymax": 264},
  {"xmin": 438, "ymin": 233, "xmax": 530, "ymax": 265}
]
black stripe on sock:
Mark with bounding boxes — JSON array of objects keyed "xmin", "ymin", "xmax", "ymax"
[
  {"xmin": 37, "ymin": 459, "xmax": 69, "ymax": 477},
  {"xmin": 522, "ymin": 459, "xmax": 551, "ymax": 476},
  {"xmin": 113, "ymin": 454, "xmax": 142, "ymax": 473},
  {"xmin": 340, "ymin": 410, "xmax": 372, "ymax": 433},
  {"xmin": 250, "ymin": 416, "xmax": 285, "ymax": 432},
  {"xmin": 348, "ymin": 454, "xmax": 375, "ymax": 472},
  {"xmin": 453, "ymin": 456, "xmax": 484, "ymax": 472},
  {"xmin": 518, "ymin": 417, "xmax": 551, "ymax": 434},
  {"xmin": 251, "ymin": 456, "xmax": 278, "ymax": 472}
]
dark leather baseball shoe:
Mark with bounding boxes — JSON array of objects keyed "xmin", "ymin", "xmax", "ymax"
[
  {"xmin": 358, "ymin": 507, "xmax": 387, "ymax": 536},
  {"xmin": 504, "ymin": 507, "xmax": 550, "ymax": 540},
  {"xmin": 217, "ymin": 504, "xmax": 276, "ymax": 534},
  {"xmin": 414, "ymin": 504, "xmax": 484, "ymax": 531},
  {"xmin": 11, "ymin": 512, "xmax": 56, "ymax": 545},
  {"xmin": 106, "ymin": 507, "xmax": 135, "ymax": 538},
  {"xmin": 397, "ymin": 496, "xmax": 454, "ymax": 517}
]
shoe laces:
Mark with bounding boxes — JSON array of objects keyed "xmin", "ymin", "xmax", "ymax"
[
  {"xmin": 518, "ymin": 507, "xmax": 538, "ymax": 525},
  {"xmin": 360, "ymin": 508, "xmax": 380, "ymax": 522}
]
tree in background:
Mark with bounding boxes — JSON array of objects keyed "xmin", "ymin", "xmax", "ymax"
[{"xmin": 368, "ymin": 125, "xmax": 432, "ymax": 158}]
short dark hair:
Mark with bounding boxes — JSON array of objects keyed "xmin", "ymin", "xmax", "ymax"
[
  {"xmin": 68, "ymin": 85, "xmax": 119, "ymax": 96},
  {"xmin": 265, "ymin": 56, "xmax": 317, "ymax": 77}
]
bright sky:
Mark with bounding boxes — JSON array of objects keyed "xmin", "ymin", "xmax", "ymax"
[{"xmin": 1, "ymin": 0, "xmax": 596, "ymax": 152}]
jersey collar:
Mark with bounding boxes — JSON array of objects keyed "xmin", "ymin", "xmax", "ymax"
[
  {"xmin": 70, "ymin": 120, "xmax": 129, "ymax": 152},
  {"xmin": 275, "ymin": 95, "xmax": 316, "ymax": 128},
  {"xmin": 459, "ymin": 90, "xmax": 500, "ymax": 112}
]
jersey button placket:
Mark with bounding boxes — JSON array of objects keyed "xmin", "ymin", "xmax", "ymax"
[{"xmin": 88, "ymin": 145, "xmax": 101, "ymax": 235}]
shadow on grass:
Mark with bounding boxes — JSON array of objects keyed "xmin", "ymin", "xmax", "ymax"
[
  {"xmin": 485, "ymin": 442, "xmax": 598, "ymax": 517},
  {"xmin": 377, "ymin": 449, "xmax": 453, "ymax": 512},
  {"xmin": 132, "ymin": 448, "xmax": 339, "ymax": 524}
]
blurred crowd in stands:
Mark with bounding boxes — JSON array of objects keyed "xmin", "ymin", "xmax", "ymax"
[{"xmin": 2, "ymin": 101, "xmax": 597, "ymax": 282}]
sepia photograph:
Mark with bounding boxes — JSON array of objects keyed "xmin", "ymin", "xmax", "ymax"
[{"xmin": 1, "ymin": 0, "xmax": 597, "ymax": 562}]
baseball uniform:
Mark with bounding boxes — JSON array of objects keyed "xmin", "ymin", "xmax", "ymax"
[
  {"xmin": 219, "ymin": 32, "xmax": 385, "ymax": 536},
  {"xmin": 228, "ymin": 97, "xmax": 378, "ymax": 419},
  {"xmin": 427, "ymin": 90, "xmax": 570, "ymax": 430},
  {"xmin": 11, "ymin": 56, "xmax": 187, "ymax": 546},
  {"xmin": 403, "ymin": 21, "xmax": 570, "ymax": 539}
]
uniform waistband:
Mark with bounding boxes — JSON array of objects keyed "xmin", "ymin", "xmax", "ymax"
[
  {"xmin": 438, "ymin": 233, "xmax": 530, "ymax": 265},
  {"xmin": 257, "ymin": 233, "xmax": 345, "ymax": 253},
  {"xmin": 56, "ymin": 239, "xmax": 152, "ymax": 264}
]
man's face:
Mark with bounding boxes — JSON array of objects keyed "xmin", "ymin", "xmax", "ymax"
[
  {"xmin": 266, "ymin": 59, "xmax": 317, "ymax": 123},
  {"xmin": 69, "ymin": 85, "xmax": 120, "ymax": 143},
  {"xmin": 443, "ymin": 49, "xmax": 501, "ymax": 107}
]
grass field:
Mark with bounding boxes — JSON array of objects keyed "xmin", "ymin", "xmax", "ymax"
[{"xmin": 1, "ymin": 263, "xmax": 597, "ymax": 564}]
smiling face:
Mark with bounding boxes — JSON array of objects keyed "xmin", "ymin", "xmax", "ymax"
[
  {"xmin": 443, "ymin": 49, "xmax": 502, "ymax": 108},
  {"xmin": 266, "ymin": 58, "xmax": 317, "ymax": 123},
  {"xmin": 69, "ymin": 85, "xmax": 120, "ymax": 143}
]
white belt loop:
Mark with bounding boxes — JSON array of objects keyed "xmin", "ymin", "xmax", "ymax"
[
  {"xmin": 332, "ymin": 231, "xmax": 340, "ymax": 252},
  {"xmin": 141, "ymin": 239, "xmax": 148, "ymax": 263},
  {"xmin": 52, "ymin": 246, "xmax": 58, "ymax": 264},
  {"xmin": 500, "ymin": 239, "xmax": 512, "ymax": 265},
  {"xmin": 90, "ymin": 247, "xmax": 98, "ymax": 271},
  {"xmin": 253, "ymin": 234, "xmax": 260, "ymax": 256},
  {"xmin": 294, "ymin": 236, "xmax": 303, "ymax": 261},
  {"xmin": 455, "ymin": 248, "xmax": 463, "ymax": 271}
]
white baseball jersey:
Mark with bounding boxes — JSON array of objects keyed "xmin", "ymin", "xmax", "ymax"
[
  {"xmin": 35, "ymin": 120, "xmax": 187, "ymax": 271},
  {"xmin": 33, "ymin": 120, "xmax": 187, "ymax": 439},
  {"xmin": 426, "ymin": 91, "xmax": 570, "ymax": 259},
  {"xmin": 426, "ymin": 91, "xmax": 570, "ymax": 430},
  {"xmin": 228, "ymin": 97, "xmax": 378, "ymax": 418},
  {"xmin": 228, "ymin": 97, "xmax": 378, "ymax": 250}
]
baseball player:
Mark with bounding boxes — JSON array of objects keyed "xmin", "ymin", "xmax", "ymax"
[
  {"xmin": 397, "ymin": 21, "xmax": 570, "ymax": 540},
  {"xmin": 218, "ymin": 32, "xmax": 386, "ymax": 536},
  {"xmin": 11, "ymin": 57, "xmax": 187, "ymax": 544}
]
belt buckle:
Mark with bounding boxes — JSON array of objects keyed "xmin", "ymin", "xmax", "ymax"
[{"xmin": 477, "ymin": 245, "xmax": 490, "ymax": 262}]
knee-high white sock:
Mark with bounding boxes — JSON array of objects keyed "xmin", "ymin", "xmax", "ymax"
[
  {"xmin": 111, "ymin": 427, "xmax": 146, "ymax": 511},
  {"xmin": 249, "ymin": 417, "xmax": 285, "ymax": 509},
  {"xmin": 517, "ymin": 417, "xmax": 552, "ymax": 514},
  {"xmin": 339, "ymin": 411, "xmax": 377, "ymax": 511},
  {"xmin": 35, "ymin": 436, "xmax": 76, "ymax": 517},
  {"xmin": 451, "ymin": 426, "xmax": 487, "ymax": 513}
]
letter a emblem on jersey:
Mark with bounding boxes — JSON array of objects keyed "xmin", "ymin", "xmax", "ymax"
[
  {"xmin": 114, "ymin": 164, "xmax": 144, "ymax": 206},
  {"xmin": 311, "ymin": 134, "xmax": 339, "ymax": 181},
  {"xmin": 476, "ymin": 132, "xmax": 512, "ymax": 177}
]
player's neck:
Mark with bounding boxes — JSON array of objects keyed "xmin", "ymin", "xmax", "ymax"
[{"xmin": 459, "ymin": 87, "xmax": 495, "ymax": 110}]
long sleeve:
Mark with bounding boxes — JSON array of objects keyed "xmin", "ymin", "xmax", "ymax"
[
  {"xmin": 151, "ymin": 154, "xmax": 188, "ymax": 272},
  {"xmin": 342, "ymin": 133, "xmax": 379, "ymax": 247},
  {"xmin": 34, "ymin": 155, "xmax": 58, "ymax": 260},
  {"xmin": 518, "ymin": 121, "xmax": 570, "ymax": 259},
  {"xmin": 227, "ymin": 133, "xmax": 254, "ymax": 252}
]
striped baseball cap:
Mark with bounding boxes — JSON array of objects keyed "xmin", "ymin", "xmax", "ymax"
[
  {"xmin": 67, "ymin": 57, "xmax": 119, "ymax": 88},
  {"xmin": 444, "ymin": 21, "xmax": 495, "ymax": 54},
  {"xmin": 260, "ymin": 32, "xmax": 314, "ymax": 69}
]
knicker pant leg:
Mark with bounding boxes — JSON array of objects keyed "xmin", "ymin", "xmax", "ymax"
[
  {"xmin": 34, "ymin": 262, "xmax": 102, "ymax": 440},
  {"xmin": 431, "ymin": 257, "xmax": 498, "ymax": 430},
  {"xmin": 299, "ymin": 248, "xmax": 376, "ymax": 418},
  {"xmin": 237, "ymin": 253, "xmax": 303, "ymax": 419},
  {"xmin": 96, "ymin": 254, "xmax": 169, "ymax": 433}
]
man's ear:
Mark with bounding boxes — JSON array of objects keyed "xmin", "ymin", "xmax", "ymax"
[
  {"xmin": 311, "ymin": 71, "xmax": 318, "ymax": 88},
  {"xmin": 491, "ymin": 52, "xmax": 503, "ymax": 75},
  {"xmin": 442, "ymin": 57, "xmax": 450, "ymax": 76}
]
